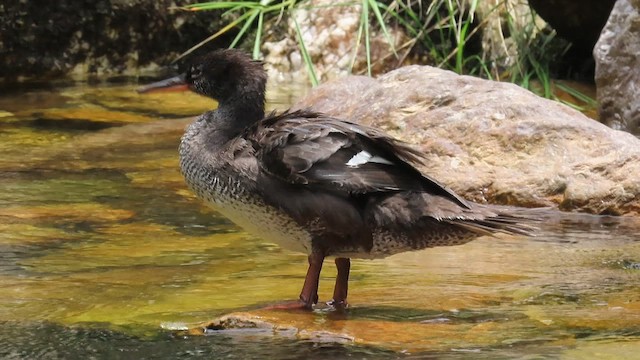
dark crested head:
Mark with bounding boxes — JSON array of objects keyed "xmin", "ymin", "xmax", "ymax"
[
  {"xmin": 185, "ymin": 49, "xmax": 267, "ymax": 103},
  {"xmin": 138, "ymin": 49, "xmax": 267, "ymax": 109}
]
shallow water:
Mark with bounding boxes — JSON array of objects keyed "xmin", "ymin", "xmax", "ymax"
[{"xmin": 0, "ymin": 80, "xmax": 638, "ymax": 359}]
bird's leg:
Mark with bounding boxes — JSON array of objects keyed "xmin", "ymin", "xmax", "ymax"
[
  {"xmin": 329, "ymin": 257, "xmax": 351, "ymax": 308},
  {"xmin": 299, "ymin": 250, "xmax": 325, "ymax": 309}
]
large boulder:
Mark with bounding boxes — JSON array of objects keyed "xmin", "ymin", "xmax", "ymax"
[
  {"xmin": 594, "ymin": 0, "xmax": 640, "ymax": 135},
  {"xmin": 294, "ymin": 66, "xmax": 640, "ymax": 216}
]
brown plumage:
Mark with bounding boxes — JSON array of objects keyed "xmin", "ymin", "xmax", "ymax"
[{"xmin": 139, "ymin": 49, "xmax": 538, "ymax": 309}]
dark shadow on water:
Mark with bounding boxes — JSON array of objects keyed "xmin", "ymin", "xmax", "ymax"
[
  {"xmin": 30, "ymin": 118, "xmax": 123, "ymax": 131},
  {"xmin": 0, "ymin": 320, "xmax": 581, "ymax": 360},
  {"xmin": 0, "ymin": 320, "xmax": 401, "ymax": 360}
]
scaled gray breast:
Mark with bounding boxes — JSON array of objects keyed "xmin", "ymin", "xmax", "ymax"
[{"xmin": 178, "ymin": 123, "xmax": 314, "ymax": 254}]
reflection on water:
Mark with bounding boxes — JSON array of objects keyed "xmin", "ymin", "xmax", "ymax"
[
  {"xmin": 0, "ymin": 320, "xmax": 406, "ymax": 360},
  {"xmin": 0, "ymin": 81, "xmax": 638, "ymax": 359}
]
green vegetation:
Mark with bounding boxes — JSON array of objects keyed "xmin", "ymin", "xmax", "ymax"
[
  {"xmin": 177, "ymin": 0, "xmax": 594, "ymax": 108},
  {"xmin": 501, "ymin": 7, "xmax": 596, "ymax": 111}
]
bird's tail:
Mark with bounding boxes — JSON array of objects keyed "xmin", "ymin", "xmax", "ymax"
[{"xmin": 444, "ymin": 204, "xmax": 550, "ymax": 237}]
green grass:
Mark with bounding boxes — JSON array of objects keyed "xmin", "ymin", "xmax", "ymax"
[
  {"xmin": 175, "ymin": 0, "xmax": 595, "ymax": 109},
  {"xmin": 291, "ymin": 12, "xmax": 318, "ymax": 85},
  {"xmin": 175, "ymin": 0, "xmax": 299, "ymax": 62}
]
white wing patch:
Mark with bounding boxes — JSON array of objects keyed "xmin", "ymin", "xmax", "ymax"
[{"xmin": 346, "ymin": 150, "xmax": 394, "ymax": 167}]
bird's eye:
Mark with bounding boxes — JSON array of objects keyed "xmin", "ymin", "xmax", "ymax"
[{"xmin": 189, "ymin": 65, "xmax": 203, "ymax": 79}]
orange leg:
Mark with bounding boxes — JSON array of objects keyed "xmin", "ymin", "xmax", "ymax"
[{"xmin": 299, "ymin": 250, "xmax": 325, "ymax": 309}]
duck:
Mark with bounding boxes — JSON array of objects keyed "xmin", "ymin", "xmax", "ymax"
[{"xmin": 138, "ymin": 48, "xmax": 536, "ymax": 310}]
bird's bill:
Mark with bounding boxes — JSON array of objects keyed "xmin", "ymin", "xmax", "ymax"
[{"xmin": 137, "ymin": 75, "xmax": 189, "ymax": 94}]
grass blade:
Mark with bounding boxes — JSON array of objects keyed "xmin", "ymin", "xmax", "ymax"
[
  {"xmin": 292, "ymin": 13, "xmax": 319, "ymax": 86},
  {"xmin": 182, "ymin": 2, "xmax": 258, "ymax": 11},
  {"xmin": 367, "ymin": 0, "xmax": 397, "ymax": 56},
  {"xmin": 253, "ymin": 11, "xmax": 265, "ymax": 58},
  {"xmin": 230, "ymin": 9, "xmax": 260, "ymax": 49},
  {"xmin": 362, "ymin": 0, "xmax": 371, "ymax": 76},
  {"xmin": 350, "ymin": 3, "xmax": 365, "ymax": 73},
  {"xmin": 175, "ymin": 11, "xmax": 256, "ymax": 63}
]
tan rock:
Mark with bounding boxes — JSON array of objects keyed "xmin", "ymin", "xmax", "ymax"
[
  {"xmin": 294, "ymin": 66, "xmax": 640, "ymax": 215},
  {"xmin": 594, "ymin": 0, "xmax": 640, "ymax": 134}
]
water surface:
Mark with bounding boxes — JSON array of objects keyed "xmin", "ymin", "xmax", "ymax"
[{"xmin": 0, "ymin": 80, "xmax": 638, "ymax": 359}]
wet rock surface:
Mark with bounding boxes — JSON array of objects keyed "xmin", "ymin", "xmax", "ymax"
[
  {"xmin": 294, "ymin": 66, "xmax": 640, "ymax": 215},
  {"xmin": 594, "ymin": 0, "xmax": 640, "ymax": 135},
  {"xmin": 0, "ymin": 0, "xmax": 228, "ymax": 81}
]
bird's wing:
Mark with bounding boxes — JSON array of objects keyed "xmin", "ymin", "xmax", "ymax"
[{"xmin": 247, "ymin": 110, "xmax": 470, "ymax": 208}]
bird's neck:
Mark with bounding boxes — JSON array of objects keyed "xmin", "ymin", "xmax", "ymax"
[{"xmin": 212, "ymin": 93, "xmax": 265, "ymax": 141}]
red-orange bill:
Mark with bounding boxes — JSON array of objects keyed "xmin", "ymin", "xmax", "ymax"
[{"xmin": 137, "ymin": 75, "xmax": 189, "ymax": 94}]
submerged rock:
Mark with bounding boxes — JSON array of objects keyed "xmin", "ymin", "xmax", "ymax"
[
  {"xmin": 594, "ymin": 0, "xmax": 640, "ymax": 135},
  {"xmin": 184, "ymin": 309, "xmax": 502, "ymax": 352},
  {"xmin": 185, "ymin": 312, "xmax": 354, "ymax": 344},
  {"xmin": 294, "ymin": 66, "xmax": 640, "ymax": 215}
]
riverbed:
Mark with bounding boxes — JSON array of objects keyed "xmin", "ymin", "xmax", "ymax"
[{"xmin": 0, "ymin": 80, "xmax": 638, "ymax": 359}]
